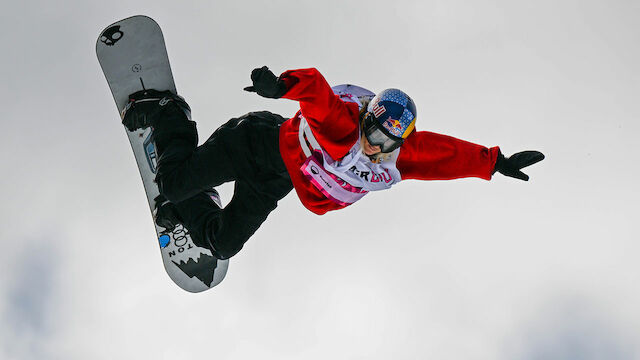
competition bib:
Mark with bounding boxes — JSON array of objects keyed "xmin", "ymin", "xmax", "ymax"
[{"xmin": 301, "ymin": 151, "xmax": 368, "ymax": 206}]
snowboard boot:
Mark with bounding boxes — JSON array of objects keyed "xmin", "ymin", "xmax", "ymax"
[
  {"xmin": 153, "ymin": 189, "xmax": 222, "ymax": 231},
  {"xmin": 173, "ymin": 189, "xmax": 226, "ymax": 258},
  {"xmin": 121, "ymin": 89, "xmax": 191, "ymax": 131},
  {"xmin": 156, "ymin": 189, "xmax": 226, "ymax": 259},
  {"xmin": 121, "ymin": 89, "xmax": 199, "ymax": 187}
]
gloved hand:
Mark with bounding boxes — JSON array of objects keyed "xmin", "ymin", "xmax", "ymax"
[
  {"xmin": 493, "ymin": 150, "xmax": 545, "ymax": 181},
  {"xmin": 153, "ymin": 195, "xmax": 184, "ymax": 232},
  {"xmin": 243, "ymin": 66, "xmax": 288, "ymax": 99}
]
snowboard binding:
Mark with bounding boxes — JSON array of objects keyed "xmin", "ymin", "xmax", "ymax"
[
  {"xmin": 121, "ymin": 89, "xmax": 191, "ymax": 131},
  {"xmin": 153, "ymin": 190, "xmax": 223, "ymax": 238}
]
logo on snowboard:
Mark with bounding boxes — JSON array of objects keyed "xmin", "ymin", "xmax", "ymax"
[
  {"xmin": 159, "ymin": 234, "xmax": 171, "ymax": 248},
  {"xmin": 173, "ymin": 254, "xmax": 219, "ymax": 287},
  {"xmin": 100, "ymin": 25, "xmax": 124, "ymax": 46},
  {"xmin": 143, "ymin": 132, "xmax": 158, "ymax": 174},
  {"xmin": 159, "ymin": 224, "xmax": 220, "ymax": 287}
]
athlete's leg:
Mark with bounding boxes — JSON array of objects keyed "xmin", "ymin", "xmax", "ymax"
[
  {"xmin": 156, "ymin": 110, "xmax": 293, "ymax": 259},
  {"xmin": 119, "ymin": 89, "xmax": 237, "ymax": 203},
  {"xmin": 175, "ymin": 174, "xmax": 292, "ymax": 259},
  {"xmin": 157, "ymin": 112, "xmax": 283, "ymax": 203},
  {"xmin": 156, "ymin": 126, "xmax": 236, "ymax": 203},
  {"xmin": 123, "ymin": 91, "xmax": 292, "ymax": 259}
]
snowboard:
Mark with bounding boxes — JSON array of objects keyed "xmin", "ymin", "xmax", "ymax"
[{"xmin": 96, "ymin": 15, "xmax": 229, "ymax": 292}]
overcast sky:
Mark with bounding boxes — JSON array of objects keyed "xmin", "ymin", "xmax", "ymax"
[{"xmin": 1, "ymin": 0, "xmax": 639, "ymax": 359}]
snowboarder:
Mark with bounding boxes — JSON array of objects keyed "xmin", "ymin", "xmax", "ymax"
[{"xmin": 122, "ymin": 66, "xmax": 544, "ymax": 260}]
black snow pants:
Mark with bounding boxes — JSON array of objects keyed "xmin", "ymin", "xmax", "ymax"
[{"xmin": 152, "ymin": 104, "xmax": 293, "ymax": 260}]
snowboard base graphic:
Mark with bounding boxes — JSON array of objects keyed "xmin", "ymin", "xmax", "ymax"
[{"xmin": 96, "ymin": 15, "xmax": 228, "ymax": 292}]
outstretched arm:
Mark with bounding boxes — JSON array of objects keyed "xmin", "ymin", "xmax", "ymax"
[
  {"xmin": 397, "ymin": 131, "xmax": 544, "ymax": 181},
  {"xmin": 244, "ymin": 66, "xmax": 360, "ymax": 160},
  {"xmin": 397, "ymin": 131, "xmax": 500, "ymax": 181}
]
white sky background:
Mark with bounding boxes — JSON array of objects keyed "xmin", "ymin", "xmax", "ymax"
[{"xmin": 0, "ymin": 0, "xmax": 638, "ymax": 358}]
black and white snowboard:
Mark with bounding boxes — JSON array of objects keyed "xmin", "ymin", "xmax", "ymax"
[{"xmin": 96, "ymin": 15, "xmax": 228, "ymax": 292}]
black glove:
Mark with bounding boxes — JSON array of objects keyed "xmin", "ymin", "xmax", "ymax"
[
  {"xmin": 153, "ymin": 195, "xmax": 184, "ymax": 232},
  {"xmin": 493, "ymin": 150, "xmax": 545, "ymax": 181},
  {"xmin": 243, "ymin": 66, "xmax": 288, "ymax": 99}
]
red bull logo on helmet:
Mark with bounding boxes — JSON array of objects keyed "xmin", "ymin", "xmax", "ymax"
[{"xmin": 383, "ymin": 117, "xmax": 404, "ymax": 137}]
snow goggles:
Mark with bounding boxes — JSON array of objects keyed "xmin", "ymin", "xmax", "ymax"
[{"xmin": 362, "ymin": 112, "xmax": 404, "ymax": 153}]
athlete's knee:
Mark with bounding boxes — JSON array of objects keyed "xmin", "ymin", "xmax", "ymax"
[
  {"xmin": 191, "ymin": 215, "xmax": 244, "ymax": 260},
  {"xmin": 211, "ymin": 239, "xmax": 243, "ymax": 260}
]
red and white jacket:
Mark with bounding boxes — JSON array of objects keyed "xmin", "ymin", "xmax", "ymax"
[{"xmin": 278, "ymin": 68, "xmax": 500, "ymax": 215}]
